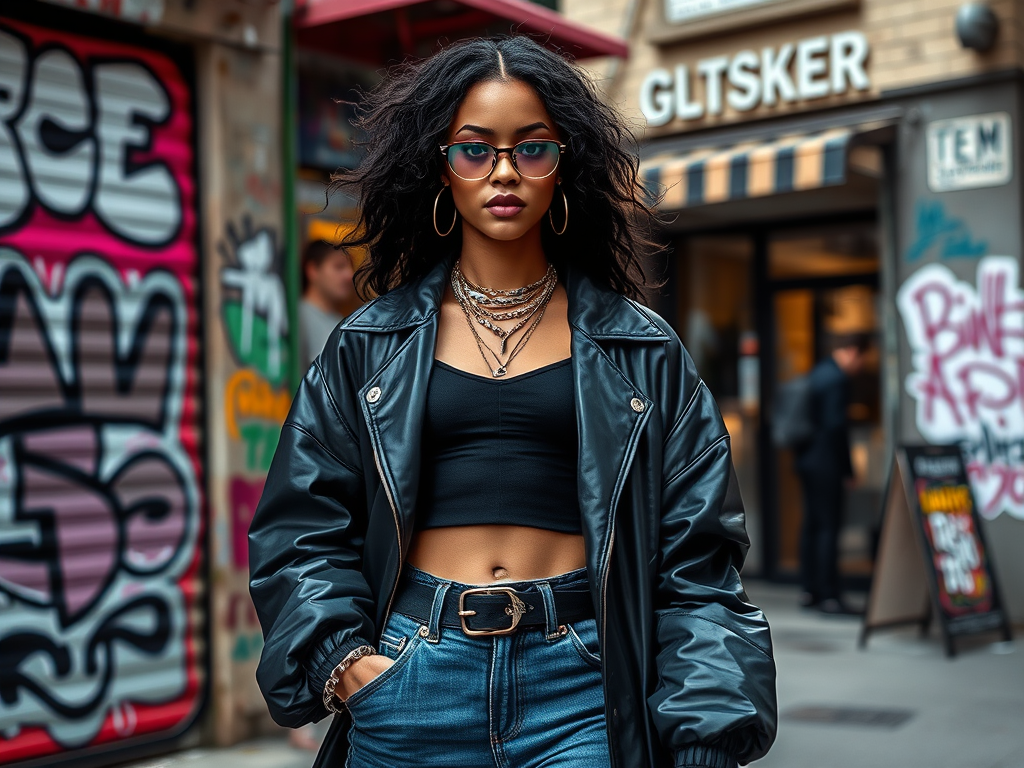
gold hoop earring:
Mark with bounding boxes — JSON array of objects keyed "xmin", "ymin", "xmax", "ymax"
[
  {"xmin": 549, "ymin": 183, "xmax": 568, "ymax": 236},
  {"xmin": 434, "ymin": 185, "xmax": 457, "ymax": 237}
]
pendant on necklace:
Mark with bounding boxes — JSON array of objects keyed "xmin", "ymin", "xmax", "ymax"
[{"xmin": 493, "ymin": 366, "xmax": 507, "ymax": 378}]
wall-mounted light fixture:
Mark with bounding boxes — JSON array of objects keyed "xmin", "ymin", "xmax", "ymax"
[{"xmin": 956, "ymin": 3, "xmax": 999, "ymax": 52}]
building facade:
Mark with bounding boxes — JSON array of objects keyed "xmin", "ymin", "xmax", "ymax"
[
  {"xmin": 565, "ymin": 0, "xmax": 1024, "ymax": 621},
  {"xmin": 0, "ymin": 1, "xmax": 291, "ymax": 765}
]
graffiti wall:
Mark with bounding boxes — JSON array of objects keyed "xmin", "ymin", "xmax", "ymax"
[
  {"xmin": 215, "ymin": 217, "xmax": 289, "ymax": 685},
  {"xmin": 891, "ymin": 80, "xmax": 1024, "ymax": 622},
  {"xmin": 0, "ymin": 15, "xmax": 203, "ymax": 764},
  {"xmin": 898, "ymin": 256, "xmax": 1024, "ymax": 522},
  {"xmin": 196, "ymin": 35, "xmax": 288, "ymax": 741}
]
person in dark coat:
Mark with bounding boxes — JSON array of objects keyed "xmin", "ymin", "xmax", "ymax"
[{"xmin": 794, "ymin": 333, "xmax": 868, "ymax": 614}]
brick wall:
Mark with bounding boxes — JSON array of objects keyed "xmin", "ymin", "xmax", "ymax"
[
  {"xmin": 866, "ymin": 0, "xmax": 1017, "ymax": 89},
  {"xmin": 563, "ymin": 0, "xmax": 1022, "ymax": 134}
]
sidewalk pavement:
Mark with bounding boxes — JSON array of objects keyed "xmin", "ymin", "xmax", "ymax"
[
  {"xmin": 748, "ymin": 581, "xmax": 1022, "ymax": 768},
  {"xmin": 122, "ymin": 581, "xmax": 1023, "ymax": 768}
]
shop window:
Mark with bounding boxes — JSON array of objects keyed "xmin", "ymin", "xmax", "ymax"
[
  {"xmin": 297, "ymin": 51, "xmax": 376, "ymax": 173},
  {"xmin": 769, "ymin": 224, "xmax": 879, "ymax": 280},
  {"xmin": 677, "ymin": 237, "xmax": 755, "ymax": 399},
  {"xmin": 769, "ymin": 223, "xmax": 883, "ymax": 579},
  {"xmin": 676, "ymin": 236, "xmax": 762, "ymax": 571}
]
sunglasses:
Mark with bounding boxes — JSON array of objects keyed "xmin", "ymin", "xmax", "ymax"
[{"xmin": 439, "ymin": 140, "xmax": 566, "ymax": 181}]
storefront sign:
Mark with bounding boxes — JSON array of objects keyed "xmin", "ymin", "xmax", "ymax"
[
  {"xmin": 910, "ymin": 449, "xmax": 998, "ymax": 621},
  {"xmin": 666, "ymin": 0, "xmax": 770, "ymax": 23},
  {"xmin": 927, "ymin": 112, "xmax": 1012, "ymax": 192},
  {"xmin": 861, "ymin": 445, "xmax": 1012, "ymax": 657},
  {"xmin": 640, "ymin": 31, "xmax": 870, "ymax": 126}
]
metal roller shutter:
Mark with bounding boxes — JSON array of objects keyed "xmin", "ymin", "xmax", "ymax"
[{"xmin": 0, "ymin": 12, "xmax": 205, "ymax": 766}]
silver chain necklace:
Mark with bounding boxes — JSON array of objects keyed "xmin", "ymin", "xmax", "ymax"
[
  {"xmin": 452, "ymin": 261, "xmax": 557, "ymax": 353},
  {"xmin": 451, "ymin": 261, "xmax": 557, "ymax": 378}
]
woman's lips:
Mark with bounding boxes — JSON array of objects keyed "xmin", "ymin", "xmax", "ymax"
[
  {"xmin": 487, "ymin": 205, "xmax": 524, "ymax": 217},
  {"xmin": 486, "ymin": 195, "xmax": 525, "ymax": 217}
]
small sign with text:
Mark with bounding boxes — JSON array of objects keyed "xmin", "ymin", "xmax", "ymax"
[{"xmin": 927, "ymin": 112, "xmax": 1012, "ymax": 192}]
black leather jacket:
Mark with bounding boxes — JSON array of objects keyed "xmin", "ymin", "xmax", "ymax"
[{"xmin": 249, "ymin": 259, "xmax": 777, "ymax": 768}]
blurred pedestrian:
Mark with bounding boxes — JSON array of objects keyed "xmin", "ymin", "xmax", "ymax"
[
  {"xmin": 795, "ymin": 333, "xmax": 869, "ymax": 615},
  {"xmin": 249, "ymin": 36, "xmax": 776, "ymax": 768},
  {"xmin": 300, "ymin": 239, "xmax": 355, "ymax": 367}
]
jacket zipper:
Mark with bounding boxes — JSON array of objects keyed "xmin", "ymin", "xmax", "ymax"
[
  {"xmin": 598, "ymin": 406, "xmax": 648, "ymax": 768},
  {"xmin": 599, "ymin": 530, "xmax": 615, "ymax": 649},
  {"xmin": 370, "ymin": 435, "xmax": 403, "ymax": 628},
  {"xmin": 599, "ymin": 525, "xmax": 617, "ymax": 768},
  {"xmin": 366, "ymin": 323, "xmax": 434, "ymax": 630}
]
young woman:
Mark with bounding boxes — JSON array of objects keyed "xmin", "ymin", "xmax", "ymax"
[{"xmin": 249, "ymin": 36, "xmax": 776, "ymax": 768}]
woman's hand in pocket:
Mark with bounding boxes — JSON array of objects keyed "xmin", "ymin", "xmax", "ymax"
[{"xmin": 338, "ymin": 655, "xmax": 396, "ymax": 702}]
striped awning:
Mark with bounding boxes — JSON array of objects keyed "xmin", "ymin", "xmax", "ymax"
[{"xmin": 641, "ymin": 127, "xmax": 860, "ymax": 210}]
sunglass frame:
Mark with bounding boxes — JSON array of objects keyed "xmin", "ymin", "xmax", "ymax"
[{"xmin": 439, "ymin": 140, "xmax": 566, "ymax": 181}]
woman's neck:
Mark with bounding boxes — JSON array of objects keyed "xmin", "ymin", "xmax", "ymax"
[{"xmin": 458, "ymin": 223, "xmax": 549, "ymax": 290}]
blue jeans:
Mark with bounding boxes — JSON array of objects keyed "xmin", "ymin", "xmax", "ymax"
[{"xmin": 345, "ymin": 566, "xmax": 611, "ymax": 768}]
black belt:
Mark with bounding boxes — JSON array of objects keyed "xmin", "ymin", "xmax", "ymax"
[{"xmin": 392, "ymin": 580, "xmax": 594, "ymax": 637}]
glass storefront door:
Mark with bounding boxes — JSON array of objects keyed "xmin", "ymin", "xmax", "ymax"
[
  {"xmin": 671, "ymin": 220, "xmax": 885, "ymax": 582},
  {"xmin": 671, "ymin": 236, "xmax": 761, "ymax": 571},
  {"xmin": 766, "ymin": 224, "xmax": 883, "ymax": 581}
]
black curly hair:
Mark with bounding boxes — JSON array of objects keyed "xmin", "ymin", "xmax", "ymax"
[{"xmin": 332, "ymin": 35, "xmax": 659, "ymax": 301}]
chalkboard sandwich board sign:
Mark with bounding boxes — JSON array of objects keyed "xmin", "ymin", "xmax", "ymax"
[{"xmin": 860, "ymin": 444, "xmax": 1012, "ymax": 657}]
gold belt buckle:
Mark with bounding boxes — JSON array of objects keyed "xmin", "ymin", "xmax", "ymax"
[{"xmin": 458, "ymin": 587, "xmax": 528, "ymax": 636}]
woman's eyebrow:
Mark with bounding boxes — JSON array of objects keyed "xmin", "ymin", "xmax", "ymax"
[
  {"xmin": 455, "ymin": 124, "xmax": 494, "ymax": 136},
  {"xmin": 454, "ymin": 121, "xmax": 551, "ymax": 136},
  {"xmin": 514, "ymin": 121, "xmax": 550, "ymax": 134}
]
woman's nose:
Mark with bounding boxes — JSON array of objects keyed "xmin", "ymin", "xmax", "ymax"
[{"xmin": 491, "ymin": 150, "xmax": 519, "ymax": 183}]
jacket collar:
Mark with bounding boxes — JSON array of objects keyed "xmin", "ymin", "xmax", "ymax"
[{"xmin": 344, "ymin": 256, "xmax": 670, "ymax": 342}]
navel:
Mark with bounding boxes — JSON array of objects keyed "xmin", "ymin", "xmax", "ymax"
[{"xmin": 492, "ymin": 566, "xmax": 510, "ymax": 580}]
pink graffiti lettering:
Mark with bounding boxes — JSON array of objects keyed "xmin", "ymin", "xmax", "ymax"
[
  {"xmin": 0, "ymin": 266, "xmax": 190, "ymax": 625},
  {"xmin": 229, "ymin": 477, "xmax": 264, "ymax": 570},
  {"xmin": 0, "ymin": 254, "xmax": 198, "ymax": 747},
  {"xmin": 225, "ymin": 592, "xmax": 259, "ymax": 633},
  {"xmin": 0, "ymin": 25, "xmax": 181, "ymax": 246},
  {"xmin": 898, "ymin": 257, "xmax": 1024, "ymax": 520},
  {"xmin": 905, "ymin": 262, "xmax": 1024, "ymax": 425},
  {"xmin": 967, "ymin": 458, "xmax": 1024, "ymax": 515}
]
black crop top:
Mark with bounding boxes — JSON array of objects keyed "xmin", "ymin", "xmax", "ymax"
[{"xmin": 415, "ymin": 358, "xmax": 581, "ymax": 534}]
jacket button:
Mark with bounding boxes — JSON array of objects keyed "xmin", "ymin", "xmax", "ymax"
[
  {"xmin": 366, "ymin": 386, "xmax": 382, "ymax": 403},
  {"xmin": 630, "ymin": 397, "xmax": 645, "ymax": 413}
]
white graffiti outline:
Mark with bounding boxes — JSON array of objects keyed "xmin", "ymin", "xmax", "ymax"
[{"xmin": 0, "ymin": 250, "xmax": 200, "ymax": 747}]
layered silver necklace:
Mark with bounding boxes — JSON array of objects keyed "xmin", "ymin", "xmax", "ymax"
[{"xmin": 451, "ymin": 260, "xmax": 558, "ymax": 378}]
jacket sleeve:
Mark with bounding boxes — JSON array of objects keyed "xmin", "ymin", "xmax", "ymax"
[
  {"xmin": 248, "ymin": 339, "xmax": 375, "ymax": 727},
  {"xmin": 648, "ymin": 347, "xmax": 777, "ymax": 767}
]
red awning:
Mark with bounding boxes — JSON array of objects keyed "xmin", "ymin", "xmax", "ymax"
[{"xmin": 295, "ymin": 0, "xmax": 629, "ymax": 64}]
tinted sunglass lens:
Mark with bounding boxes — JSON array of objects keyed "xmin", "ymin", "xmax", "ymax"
[
  {"xmin": 514, "ymin": 141, "xmax": 560, "ymax": 177},
  {"xmin": 448, "ymin": 144, "xmax": 495, "ymax": 179}
]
